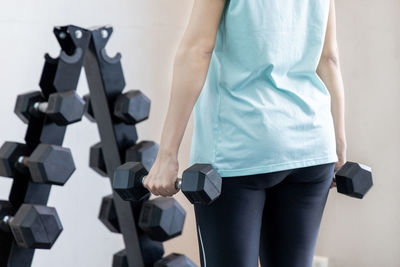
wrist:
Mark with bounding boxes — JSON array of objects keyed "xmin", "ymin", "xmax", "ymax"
[{"xmin": 158, "ymin": 146, "xmax": 178, "ymax": 159}]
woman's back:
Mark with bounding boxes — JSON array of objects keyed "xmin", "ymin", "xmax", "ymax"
[{"xmin": 190, "ymin": 0, "xmax": 338, "ymax": 177}]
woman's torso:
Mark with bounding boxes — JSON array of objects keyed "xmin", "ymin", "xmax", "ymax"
[{"xmin": 190, "ymin": 0, "xmax": 338, "ymax": 177}]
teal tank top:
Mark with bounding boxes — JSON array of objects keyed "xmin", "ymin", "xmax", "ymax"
[{"xmin": 189, "ymin": 0, "xmax": 338, "ymax": 177}]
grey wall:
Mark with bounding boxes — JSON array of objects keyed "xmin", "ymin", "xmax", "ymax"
[{"xmin": 0, "ymin": 0, "xmax": 398, "ymax": 266}]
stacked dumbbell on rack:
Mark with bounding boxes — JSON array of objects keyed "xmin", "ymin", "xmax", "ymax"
[{"xmin": 0, "ymin": 25, "xmax": 90, "ymax": 267}]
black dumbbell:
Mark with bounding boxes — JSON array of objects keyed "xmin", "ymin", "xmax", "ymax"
[
  {"xmin": 83, "ymin": 94, "xmax": 95, "ymax": 122},
  {"xmin": 98, "ymin": 194, "xmax": 120, "ymax": 233},
  {"xmin": 0, "ymin": 201, "xmax": 63, "ymax": 249},
  {"xmin": 89, "ymin": 142, "xmax": 107, "ymax": 177},
  {"xmin": 112, "ymin": 235, "xmax": 164, "ymax": 267},
  {"xmin": 112, "ymin": 249, "xmax": 128, "ymax": 267},
  {"xmin": 84, "ymin": 91, "xmax": 150, "ymax": 124},
  {"xmin": 113, "ymin": 162, "xmax": 222, "ymax": 204},
  {"xmin": 0, "ymin": 141, "xmax": 75, "ymax": 185},
  {"xmin": 100, "ymin": 193, "xmax": 186, "ymax": 242},
  {"xmin": 154, "ymin": 253, "xmax": 197, "ymax": 267},
  {"xmin": 138, "ymin": 197, "xmax": 186, "ymax": 242},
  {"xmin": 15, "ymin": 90, "xmax": 85, "ymax": 125},
  {"xmin": 125, "ymin": 140, "xmax": 159, "ymax": 171},
  {"xmin": 334, "ymin": 161, "xmax": 373, "ymax": 199},
  {"xmin": 99, "ymin": 193, "xmax": 149, "ymax": 234},
  {"xmin": 90, "ymin": 140, "xmax": 158, "ymax": 178},
  {"xmin": 113, "ymin": 90, "xmax": 151, "ymax": 124}
]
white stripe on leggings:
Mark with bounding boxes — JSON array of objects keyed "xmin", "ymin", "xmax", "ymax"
[{"xmin": 197, "ymin": 225, "xmax": 207, "ymax": 267}]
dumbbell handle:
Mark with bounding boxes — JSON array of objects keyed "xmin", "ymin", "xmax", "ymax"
[
  {"xmin": 141, "ymin": 175, "xmax": 182, "ymax": 191},
  {"xmin": 33, "ymin": 102, "xmax": 48, "ymax": 113},
  {"xmin": 2, "ymin": 215, "xmax": 12, "ymax": 225},
  {"xmin": 17, "ymin": 156, "xmax": 29, "ymax": 167},
  {"xmin": 0, "ymin": 215, "xmax": 13, "ymax": 232}
]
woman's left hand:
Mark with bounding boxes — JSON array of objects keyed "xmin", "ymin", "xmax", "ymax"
[
  {"xmin": 142, "ymin": 152, "xmax": 180, "ymax": 197},
  {"xmin": 330, "ymin": 138, "xmax": 347, "ymax": 189}
]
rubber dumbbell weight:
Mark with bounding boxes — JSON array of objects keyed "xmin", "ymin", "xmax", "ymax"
[
  {"xmin": 138, "ymin": 197, "xmax": 186, "ymax": 242},
  {"xmin": 0, "ymin": 201, "xmax": 63, "ymax": 249},
  {"xmin": 124, "ymin": 140, "xmax": 159, "ymax": 171},
  {"xmin": 0, "ymin": 141, "xmax": 75, "ymax": 185},
  {"xmin": 333, "ymin": 161, "xmax": 373, "ymax": 199},
  {"xmin": 113, "ymin": 90, "xmax": 151, "ymax": 124},
  {"xmin": 15, "ymin": 90, "xmax": 85, "ymax": 125},
  {"xmin": 112, "ymin": 236, "xmax": 164, "ymax": 267},
  {"xmin": 113, "ymin": 162, "xmax": 222, "ymax": 205},
  {"xmin": 154, "ymin": 253, "xmax": 197, "ymax": 267}
]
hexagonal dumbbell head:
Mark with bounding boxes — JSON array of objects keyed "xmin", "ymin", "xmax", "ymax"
[
  {"xmin": 98, "ymin": 195, "xmax": 120, "ymax": 233},
  {"xmin": 113, "ymin": 234, "xmax": 164, "ymax": 267},
  {"xmin": 28, "ymin": 144, "xmax": 76, "ymax": 185},
  {"xmin": 154, "ymin": 253, "xmax": 197, "ymax": 267},
  {"xmin": 14, "ymin": 91, "xmax": 46, "ymax": 124},
  {"xmin": 335, "ymin": 162, "xmax": 373, "ymax": 199},
  {"xmin": 46, "ymin": 90, "xmax": 85, "ymax": 125},
  {"xmin": 113, "ymin": 162, "xmax": 150, "ymax": 201},
  {"xmin": 125, "ymin": 141, "xmax": 159, "ymax": 171},
  {"xmin": 89, "ymin": 142, "xmax": 107, "ymax": 177},
  {"xmin": 139, "ymin": 233, "xmax": 164, "ymax": 265},
  {"xmin": 181, "ymin": 164, "xmax": 222, "ymax": 205},
  {"xmin": 8, "ymin": 204, "xmax": 63, "ymax": 249},
  {"xmin": 0, "ymin": 142, "xmax": 31, "ymax": 177},
  {"xmin": 83, "ymin": 94, "xmax": 95, "ymax": 122},
  {"xmin": 112, "ymin": 249, "xmax": 128, "ymax": 267},
  {"xmin": 139, "ymin": 197, "xmax": 186, "ymax": 242},
  {"xmin": 113, "ymin": 90, "xmax": 150, "ymax": 124}
]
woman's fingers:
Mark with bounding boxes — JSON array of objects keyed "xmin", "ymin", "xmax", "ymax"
[
  {"xmin": 158, "ymin": 182, "xmax": 179, "ymax": 196},
  {"xmin": 335, "ymin": 159, "xmax": 347, "ymax": 173},
  {"xmin": 330, "ymin": 178, "xmax": 336, "ymax": 189},
  {"xmin": 143, "ymin": 176, "xmax": 178, "ymax": 197}
]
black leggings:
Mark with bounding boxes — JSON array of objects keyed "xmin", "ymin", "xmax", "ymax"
[{"xmin": 194, "ymin": 162, "xmax": 335, "ymax": 267}]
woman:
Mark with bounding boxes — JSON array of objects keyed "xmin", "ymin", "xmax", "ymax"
[{"xmin": 143, "ymin": 0, "xmax": 346, "ymax": 266}]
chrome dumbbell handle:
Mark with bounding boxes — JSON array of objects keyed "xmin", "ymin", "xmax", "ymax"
[
  {"xmin": 0, "ymin": 215, "xmax": 12, "ymax": 231},
  {"xmin": 33, "ymin": 102, "xmax": 48, "ymax": 113},
  {"xmin": 2, "ymin": 215, "xmax": 11, "ymax": 225},
  {"xmin": 17, "ymin": 156, "xmax": 29, "ymax": 167},
  {"xmin": 141, "ymin": 175, "xmax": 183, "ymax": 190}
]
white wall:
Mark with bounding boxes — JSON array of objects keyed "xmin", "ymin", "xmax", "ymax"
[
  {"xmin": 0, "ymin": 0, "xmax": 398, "ymax": 266},
  {"xmin": 315, "ymin": 0, "xmax": 400, "ymax": 266},
  {"xmin": 0, "ymin": 1, "xmax": 196, "ymax": 266}
]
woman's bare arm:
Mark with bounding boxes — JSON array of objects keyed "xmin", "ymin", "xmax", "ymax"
[
  {"xmin": 144, "ymin": 0, "xmax": 226, "ymax": 196},
  {"xmin": 316, "ymin": 0, "xmax": 347, "ymax": 169},
  {"xmin": 158, "ymin": 0, "xmax": 226, "ymax": 158}
]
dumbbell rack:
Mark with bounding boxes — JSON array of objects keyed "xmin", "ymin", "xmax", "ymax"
[
  {"xmin": 85, "ymin": 25, "xmax": 199, "ymax": 267},
  {"xmin": 0, "ymin": 25, "xmax": 91, "ymax": 267},
  {"xmin": 84, "ymin": 26, "xmax": 152, "ymax": 267},
  {"xmin": 1, "ymin": 24, "xmax": 196, "ymax": 267}
]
